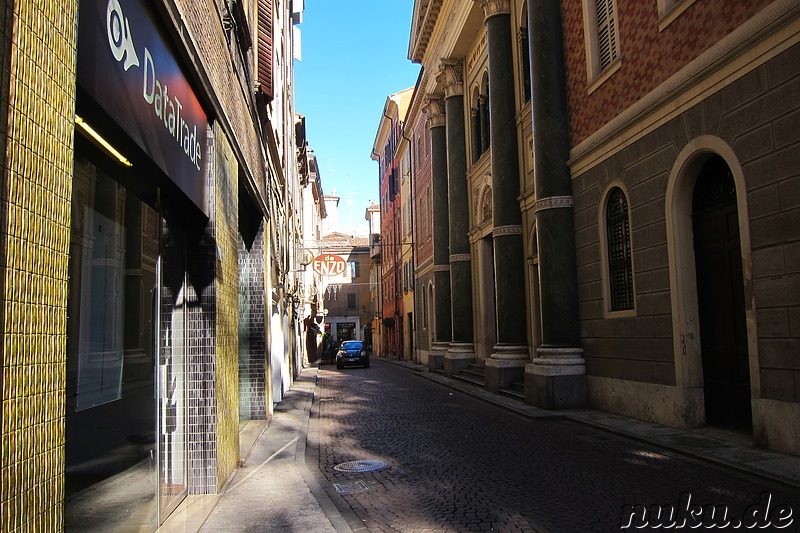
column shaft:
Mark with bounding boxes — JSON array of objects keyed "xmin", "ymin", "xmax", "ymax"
[
  {"xmin": 445, "ymin": 93, "xmax": 474, "ymax": 344},
  {"xmin": 529, "ymin": 0, "xmax": 580, "ymax": 347},
  {"xmin": 486, "ymin": 11, "xmax": 526, "ymax": 348},
  {"xmin": 430, "ymin": 121, "xmax": 452, "ymax": 345},
  {"xmin": 525, "ymin": 0, "xmax": 586, "ymax": 408}
]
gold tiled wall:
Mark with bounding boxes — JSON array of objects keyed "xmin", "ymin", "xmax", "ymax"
[
  {"xmin": 1, "ymin": 1, "xmax": 78, "ymax": 531},
  {"xmin": 212, "ymin": 128, "xmax": 240, "ymax": 490}
]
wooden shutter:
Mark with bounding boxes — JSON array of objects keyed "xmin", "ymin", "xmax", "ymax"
[
  {"xmin": 595, "ymin": 0, "xmax": 618, "ymax": 70},
  {"xmin": 257, "ymin": 0, "xmax": 274, "ymax": 101}
]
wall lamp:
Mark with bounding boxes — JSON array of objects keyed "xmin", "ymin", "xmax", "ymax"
[{"xmin": 75, "ymin": 115, "xmax": 133, "ymax": 167}]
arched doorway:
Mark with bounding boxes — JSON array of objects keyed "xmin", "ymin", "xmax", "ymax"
[{"xmin": 692, "ymin": 155, "xmax": 752, "ymax": 431}]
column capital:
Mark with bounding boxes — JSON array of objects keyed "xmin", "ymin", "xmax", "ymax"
[
  {"xmin": 438, "ymin": 58, "xmax": 464, "ymax": 98},
  {"xmin": 426, "ymin": 95, "xmax": 446, "ymax": 128},
  {"xmin": 477, "ymin": 0, "xmax": 511, "ymax": 21}
]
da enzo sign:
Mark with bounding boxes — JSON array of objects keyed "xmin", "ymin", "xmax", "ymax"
[{"xmin": 312, "ymin": 254, "xmax": 347, "ymax": 277}]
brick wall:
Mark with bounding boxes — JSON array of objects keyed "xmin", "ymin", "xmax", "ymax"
[
  {"xmin": 1, "ymin": 1, "xmax": 78, "ymax": 530},
  {"xmin": 563, "ymin": 0, "xmax": 773, "ymax": 147},
  {"xmin": 173, "ymin": 0, "xmax": 266, "ymax": 196}
]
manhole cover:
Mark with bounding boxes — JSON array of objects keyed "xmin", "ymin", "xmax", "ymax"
[
  {"xmin": 333, "ymin": 460, "xmax": 388, "ymax": 473},
  {"xmin": 333, "ymin": 480, "xmax": 370, "ymax": 494}
]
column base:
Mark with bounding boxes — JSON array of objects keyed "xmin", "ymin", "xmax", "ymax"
[
  {"xmin": 485, "ymin": 345, "xmax": 528, "ymax": 393},
  {"xmin": 429, "ymin": 341, "xmax": 449, "ymax": 372},
  {"xmin": 525, "ymin": 347, "xmax": 587, "ymax": 409},
  {"xmin": 444, "ymin": 343, "xmax": 475, "ymax": 377}
]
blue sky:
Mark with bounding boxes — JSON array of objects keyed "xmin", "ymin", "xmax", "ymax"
[{"xmin": 294, "ymin": 0, "xmax": 421, "ymax": 234}]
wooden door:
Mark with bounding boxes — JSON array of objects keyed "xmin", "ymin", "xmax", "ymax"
[{"xmin": 692, "ymin": 156, "xmax": 751, "ymax": 430}]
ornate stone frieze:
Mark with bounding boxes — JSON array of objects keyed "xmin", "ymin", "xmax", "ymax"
[
  {"xmin": 479, "ymin": 0, "xmax": 511, "ymax": 21},
  {"xmin": 532, "ymin": 195, "xmax": 574, "ymax": 214},
  {"xmin": 450, "ymin": 253, "xmax": 471, "ymax": 262},
  {"xmin": 426, "ymin": 95, "xmax": 446, "ymax": 128},
  {"xmin": 493, "ymin": 224, "xmax": 522, "ymax": 237},
  {"xmin": 438, "ymin": 58, "xmax": 464, "ymax": 98},
  {"xmin": 432, "ymin": 264, "xmax": 451, "ymax": 272}
]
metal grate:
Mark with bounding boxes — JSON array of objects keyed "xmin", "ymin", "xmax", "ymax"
[
  {"xmin": 606, "ymin": 187, "xmax": 634, "ymax": 311},
  {"xmin": 333, "ymin": 481, "xmax": 371, "ymax": 494},
  {"xmin": 333, "ymin": 460, "xmax": 388, "ymax": 473}
]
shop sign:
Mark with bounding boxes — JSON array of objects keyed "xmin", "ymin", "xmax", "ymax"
[
  {"xmin": 77, "ymin": 0, "xmax": 209, "ymax": 214},
  {"xmin": 312, "ymin": 254, "xmax": 347, "ymax": 277}
]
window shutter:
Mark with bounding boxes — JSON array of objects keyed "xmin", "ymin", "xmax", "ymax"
[
  {"xmin": 257, "ymin": 0, "xmax": 274, "ymax": 101},
  {"xmin": 595, "ymin": 0, "xmax": 618, "ymax": 70}
]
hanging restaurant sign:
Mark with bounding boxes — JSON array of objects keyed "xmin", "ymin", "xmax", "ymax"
[
  {"xmin": 312, "ymin": 254, "xmax": 347, "ymax": 277},
  {"xmin": 77, "ymin": 0, "xmax": 209, "ymax": 215}
]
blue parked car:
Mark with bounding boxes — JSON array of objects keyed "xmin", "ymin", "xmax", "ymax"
[{"xmin": 336, "ymin": 340, "xmax": 370, "ymax": 369}]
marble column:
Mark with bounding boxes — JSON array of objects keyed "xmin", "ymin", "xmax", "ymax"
[
  {"xmin": 440, "ymin": 58, "xmax": 475, "ymax": 377},
  {"xmin": 480, "ymin": 0, "xmax": 529, "ymax": 393},
  {"xmin": 428, "ymin": 96, "xmax": 452, "ymax": 372},
  {"xmin": 525, "ymin": 0, "xmax": 586, "ymax": 408}
]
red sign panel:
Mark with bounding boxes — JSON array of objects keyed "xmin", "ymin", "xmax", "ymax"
[{"xmin": 312, "ymin": 254, "xmax": 347, "ymax": 277}]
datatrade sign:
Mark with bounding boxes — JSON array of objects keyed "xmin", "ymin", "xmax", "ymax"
[
  {"xmin": 77, "ymin": 0, "xmax": 209, "ymax": 215},
  {"xmin": 312, "ymin": 254, "xmax": 347, "ymax": 277}
]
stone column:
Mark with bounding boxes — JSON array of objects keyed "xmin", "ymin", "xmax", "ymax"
[
  {"xmin": 440, "ymin": 58, "xmax": 475, "ymax": 376},
  {"xmin": 525, "ymin": 0, "xmax": 586, "ymax": 408},
  {"xmin": 480, "ymin": 0, "xmax": 529, "ymax": 393},
  {"xmin": 428, "ymin": 96, "xmax": 452, "ymax": 372}
]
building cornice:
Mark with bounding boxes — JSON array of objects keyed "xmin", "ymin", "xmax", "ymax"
[{"xmin": 409, "ymin": 0, "xmax": 445, "ymax": 63}]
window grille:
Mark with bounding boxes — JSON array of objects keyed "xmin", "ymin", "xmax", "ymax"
[{"xmin": 606, "ymin": 187, "xmax": 633, "ymax": 311}]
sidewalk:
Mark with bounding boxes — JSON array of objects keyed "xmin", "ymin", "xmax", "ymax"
[
  {"xmin": 382, "ymin": 357, "xmax": 800, "ymax": 490},
  {"xmin": 184, "ymin": 357, "xmax": 800, "ymax": 532},
  {"xmin": 190, "ymin": 367, "xmax": 353, "ymax": 533}
]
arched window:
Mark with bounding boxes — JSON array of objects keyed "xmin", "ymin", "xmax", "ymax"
[
  {"xmin": 606, "ymin": 187, "xmax": 634, "ymax": 311},
  {"xmin": 470, "ymin": 87, "xmax": 482, "ymax": 163},
  {"xmin": 480, "ymin": 72, "xmax": 490, "ymax": 154}
]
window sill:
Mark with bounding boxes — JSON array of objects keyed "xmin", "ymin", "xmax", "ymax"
[
  {"xmin": 658, "ymin": 0, "xmax": 697, "ymax": 32},
  {"xmin": 587, "ymin": 58, "xmax": 622, "ymax": 96},
  {"xmin": 603, "ymin": 307, "xmax": 637, "ymax": 319}
]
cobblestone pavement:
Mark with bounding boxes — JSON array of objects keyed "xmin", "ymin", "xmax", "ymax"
[{"xmin": 310, "ymin": 360, "xmax": 800, "ymax": 533}]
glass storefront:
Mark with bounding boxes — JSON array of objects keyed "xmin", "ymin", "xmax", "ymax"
[{"xmin": 65, "ymin": 143, "xmax": 188, "ymax": 531}]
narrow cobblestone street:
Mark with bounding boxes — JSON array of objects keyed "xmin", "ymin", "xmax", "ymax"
[{"xmin": 309, "ymin": 360, "xmax": 800, "ymax": 532}]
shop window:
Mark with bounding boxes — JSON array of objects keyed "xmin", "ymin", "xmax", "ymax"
[{"xmin": 76, "ymin": 207, "xmax": 126, "ymax": 409}]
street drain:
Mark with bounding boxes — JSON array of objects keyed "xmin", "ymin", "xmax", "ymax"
[
  {"xmin": 333, "ymin": 459, "xmax": 388, "ymax": 473},
  {"xmin": 332, "ymin": 480, "xmax": 370, "ymax": 494}
]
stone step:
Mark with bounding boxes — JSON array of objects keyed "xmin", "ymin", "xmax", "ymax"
[
  {"xmin": 453, "ymin": 373, "xmax": 486, "ymax": 388},
  {"xmin": 499, "ymin": 387, "xmax": 525, "ymax": 402}
]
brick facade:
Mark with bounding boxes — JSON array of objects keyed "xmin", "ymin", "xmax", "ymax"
[{"xmin": 563, "ymin": 0, "xmax": 773, "ymax": 146}]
